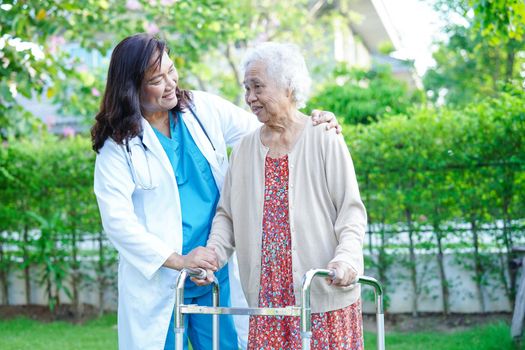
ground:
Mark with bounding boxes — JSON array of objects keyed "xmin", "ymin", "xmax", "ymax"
[
  {"xmin": 0, "ymin": 304, "xmax": 103, "ymax": 323},
  {"xmin": 0, "ymin": 304, "xmax": 513, "ymax": 333},
  {"xmin": 363, "ymin": 312, "xmax": 512, "ymax": 333},
  {"xmin": 1, "ymin": 306, "xmax": 521, "ymax": 350}
]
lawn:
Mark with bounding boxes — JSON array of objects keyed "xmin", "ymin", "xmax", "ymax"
[{"xmin": 0, "ymin": 314, "xmax": 522, "ymax": 350}]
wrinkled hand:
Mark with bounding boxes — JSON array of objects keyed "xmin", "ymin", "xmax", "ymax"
[
  {"xmin": 311, "ymin": 109, "xmax": 342, "ymax": 134},
  {"xmin": 182, "ymin": 247, "xmax": 218, "ymax": 272},
  {"xmin": 191, "ymin": 269, "xmax": 215, "ymax": 286},
  {"xmin": 326, "ymin": 261, "xmax": 357, "ymax": 287}
]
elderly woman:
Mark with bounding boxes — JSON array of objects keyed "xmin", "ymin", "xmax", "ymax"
[
  {"xmin": 205, "ymin": 42, "xmax": 367, "ymax": 349},
  {"xmin": 92, "ymin": 34, "xmax": 341, "ymax": 350}
]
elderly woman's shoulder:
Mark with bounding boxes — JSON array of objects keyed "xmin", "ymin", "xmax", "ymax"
[{"xmin": 306, "ymin": 120, "xmax": 342, "ymax": 144}]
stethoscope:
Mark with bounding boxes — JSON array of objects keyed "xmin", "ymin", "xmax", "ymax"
[
  {"xmin": 125, "ymin": 138, "xmax": 157, "ymax": 190},
  {"xmin": 125, "ymin": 106, "xmax": 221, "ymax": 190}
]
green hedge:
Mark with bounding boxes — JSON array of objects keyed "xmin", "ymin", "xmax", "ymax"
[
  {"xmin": 343, "ymin": 89, "xmax": 525, "ymax": 314},
  {"xmin": 0, "ymin": 135, "xmax": 116, "ymax": 315}
]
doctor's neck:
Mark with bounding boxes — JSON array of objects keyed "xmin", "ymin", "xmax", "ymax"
[{"xmin": 144, "ymin": 110, "xmax": 171, "ymax": 137}]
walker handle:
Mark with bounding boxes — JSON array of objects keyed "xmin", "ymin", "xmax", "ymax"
[
  {"xmin": 185, "ymin": 267, "xmax": 207, "ymax": 280},
  {"xmin": 327, "ymin": 268, "xmax": 366, "ymax": 286}
]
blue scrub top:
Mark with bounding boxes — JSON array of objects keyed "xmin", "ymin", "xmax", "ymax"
[{"xmin": 153, "ymin": 111, "xmax": 228, "ymax": 298}]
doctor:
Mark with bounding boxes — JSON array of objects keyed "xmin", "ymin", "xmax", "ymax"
[{"xmin": 91, "ymin": 33, "xmax": 339, "ymax": 350}]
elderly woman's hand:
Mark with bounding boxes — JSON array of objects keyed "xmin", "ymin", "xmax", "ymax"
[
  {"xmin": 326, "ymin": 261, "xmax": 357, "ymax": 287},
  {"xmin": 191, "ymin": 269, "xmax": 216, "ymax": 286},
  {"xmin": 310, "ymin": 109, "xmax": 342, "ymax": 134}
]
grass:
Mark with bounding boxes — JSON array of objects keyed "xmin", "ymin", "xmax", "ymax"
[
  {"xmin": 0, "ymin": 314, "xmax": 118, "ymax": 350},
  {"xmin": 0, "ymin": 314, "xmax": 522, "ymax": 350},
  {"xmin": 364, "ymin": 322, "xmax": 523, "ymax": 350}
]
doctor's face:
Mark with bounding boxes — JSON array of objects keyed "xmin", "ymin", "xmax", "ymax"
[{"xmin": 140, "ymin": 51, "xmax": 179, "ymax": 119}]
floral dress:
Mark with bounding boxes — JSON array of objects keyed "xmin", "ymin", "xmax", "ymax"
[{"xmin": 247, "ymin": 155, "xmax": 364, "ymax": 350}]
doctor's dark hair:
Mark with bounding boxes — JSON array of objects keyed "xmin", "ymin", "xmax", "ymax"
[{"xmin": 91, "ymin": 33, "xmax": 192, "ymax": 153}]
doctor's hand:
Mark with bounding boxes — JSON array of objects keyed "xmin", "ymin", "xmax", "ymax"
[
  {"xmin": 310, "ymin": 109, "xmax": 342, "ymax": 134},
  {"xmin": 164, "ymin": 247, "xmax": 218, "ymax": 272},
  {"xmin": 326, "ymin": 261, "xmax": 357, "ymax": 287},
  {"xmin": 183, "ymin": 247, "xmax": 218, "ymax": 271}
]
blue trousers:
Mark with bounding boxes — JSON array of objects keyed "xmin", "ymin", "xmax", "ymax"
[{"xmin": 164, "ymin": 280, "xmax": 238, "ymax": 350}]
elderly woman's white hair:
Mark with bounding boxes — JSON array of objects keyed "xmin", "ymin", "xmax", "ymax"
[{"xmin": 242, "ymin": 42, "xmax": 311, "ymax": 109}]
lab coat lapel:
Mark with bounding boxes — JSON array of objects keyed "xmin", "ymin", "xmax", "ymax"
[{"xmin": 139, "ymin": 117, "xmax": 176, "ymax": 179}]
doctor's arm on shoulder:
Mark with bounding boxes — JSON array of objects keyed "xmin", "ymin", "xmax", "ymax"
[{"xmin": 94, "ymin": 140, "xmax": 217, "ymax": 280}]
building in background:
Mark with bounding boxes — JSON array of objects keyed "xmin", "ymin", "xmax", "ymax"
[{"xmin": 327, "ymin": 0, "xmax": 421, "ymax": 88}]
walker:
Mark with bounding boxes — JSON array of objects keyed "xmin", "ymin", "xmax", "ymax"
[{"xmin": 174, "ymin": 268, "xmax": 385, "ymax": 350}]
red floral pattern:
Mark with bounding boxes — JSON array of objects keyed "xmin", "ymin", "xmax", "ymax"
[{"xmin": 247, "ymin": 155, "xmax": 364, "ymax": 350}]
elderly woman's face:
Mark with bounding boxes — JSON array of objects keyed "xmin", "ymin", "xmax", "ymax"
[
  {"xmin": 244, "ymin": 61, "xmax": 292, "ymax": 123},
  {"xmin": 140, "ymin": 51, "xmax": 179, "ymax": 118}
]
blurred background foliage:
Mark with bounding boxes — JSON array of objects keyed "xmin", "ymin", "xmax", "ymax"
[{"xmin": 423, "ymin": 0, "xmax": 525, "ymax": 105}]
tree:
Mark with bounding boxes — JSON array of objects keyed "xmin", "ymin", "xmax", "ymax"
[
  {"xmin": 423, "ymin": 0, "xmax": 525, "ymax": 105},
  {"xmin": 0, "ymin": 0, "xmax": 250, "ymax": 137}
]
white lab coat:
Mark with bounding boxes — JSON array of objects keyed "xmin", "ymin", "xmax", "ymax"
[{"xmin": 94, "ymin": 91, "xmax": 259, "ymax": 350}]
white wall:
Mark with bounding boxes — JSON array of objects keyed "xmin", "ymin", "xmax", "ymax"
[{"xmin": 2, "ymin": 253, "xmax": 517, "ymax": 314}]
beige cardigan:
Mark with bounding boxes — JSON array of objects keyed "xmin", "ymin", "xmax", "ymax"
[{"xmin": 208, "ymin": 122, "xmax": 367, "ymax": 313}]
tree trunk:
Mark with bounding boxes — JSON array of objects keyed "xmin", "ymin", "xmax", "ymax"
[
  {"xmin": 378, "ymin": 222, "xmax": 387, "ymax": 290},
  {"xmin": 502, "ymin": 173, "xmax": 516, "ymax": 308},
  {"xmin": 504, "ymin": 40, "xmax": 516, "ymax": 83},
  {"xmin": 487, "ymin": 43, "xmax": 501, "ymax": 95},
  {"xmin": 51, "ymin": 237, "xmax": 60, "ymax": 314},
  {"xmin": 54, "ymin": 282, "xmax": 61, "ymax": 309},
  {"xmin": 23, "ymin": 225, "xmax": 31, "ymax": 305},
  {"xmin": 46, "ymin": 272, "xmax": 54, "ymax": 311},
  {"xmin": 224, "ymin": 44, "xmax": 243, "ymax": 105},
  {"xmin": 406, "ymin": 208, "xmax": 418, "ymax": 317},
  {"xmin": 471, "ymin": 219, "xmax": 486, "ymax": 312},
  {"xmin": 376, "ymin": 213, "xmax": 389, "ymax": 313},
  {"xmin": 503, "ymin": 214, "xmax": 516, "ymax": 309},
  {"xmin": 97, "ymin": 231, "xmax": 106, "ymax": 317},
  {"xmin": 0, "ymin": 242, "xmax": 8, "ymax": 305},
  {"xmin": 71, "ymin": 227, "xmax": 82, "ymax": 322},
  {"xmin": 435, "ymin": 226, "xmax": 449, "ymax": 316},
  {"xmin": 497, "ymin": 248, "xmax": 511, "ymax": 309}
]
